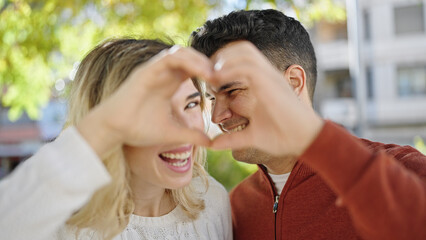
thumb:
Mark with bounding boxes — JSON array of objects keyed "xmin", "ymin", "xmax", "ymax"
[
  {"xmin": 165, "ymin": 127, "xmax": 211, "ymax": 147},
  {"xmin": 210, "ymin": 131, "xmax": 250, "ymax": 150}
]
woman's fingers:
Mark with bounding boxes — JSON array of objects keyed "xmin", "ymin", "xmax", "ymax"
[
  {"xmin": 121, "ymin": 47, "xmax": 214, "ymax": 147},
  {"xmin": 157, "ymin": 46, "xmax": 214, "ymax": 82}
]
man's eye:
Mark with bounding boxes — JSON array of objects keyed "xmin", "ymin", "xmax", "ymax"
[
  {"xmin": 185, "ymin": 101, "xmax": 200, "ymax": 110},
  {"xmin": 228, "ymin": 89, "xmax": 241, "ymax": 95}
]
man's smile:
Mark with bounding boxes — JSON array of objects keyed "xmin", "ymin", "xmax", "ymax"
[{"xmin": 220, "ymin": 122, "xmax": 248, "ymax": 133}]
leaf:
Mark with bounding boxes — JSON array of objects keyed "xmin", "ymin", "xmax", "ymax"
[{"xmin": 8, "ymin": 105, "xmax": 23, "ymax": 121}]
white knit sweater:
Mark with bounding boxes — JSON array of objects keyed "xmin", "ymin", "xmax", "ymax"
[{"xmin": 0, "ymin": 127, "xmax": 232, "ymax": 240}]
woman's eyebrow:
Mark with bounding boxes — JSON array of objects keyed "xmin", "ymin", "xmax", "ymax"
[{"xmin": 187, "ymin": 92, "xmax": 201, "ymax": 100}]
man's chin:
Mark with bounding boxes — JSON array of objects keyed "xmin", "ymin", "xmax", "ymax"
[{"xmin": 231, "ymin": 148, "xmax": 260, "ymax": 164}]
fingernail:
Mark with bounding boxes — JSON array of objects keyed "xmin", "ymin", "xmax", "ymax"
[
  {"xmin": 214, "ymin": 59, "xmax": 225, "ymax": 71},
  {"xmin": 168, "ymin": 45, "xmax": 181, "ymax": 54}
]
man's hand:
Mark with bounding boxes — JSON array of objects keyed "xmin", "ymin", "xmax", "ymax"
[{"xmin": 208, "ymin": 41, "xmax": 324, "ymax": 157}]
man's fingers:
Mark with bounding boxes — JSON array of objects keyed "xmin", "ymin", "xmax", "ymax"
[
  {"xmin": 209, "ymin": 131, "xmax": 251, "ymax": 150},
  {"xmin": 208, "ymin": 64, "xmax": 259, "ymax": 90},
  {"xmin": 166, "ymin": 127, "xmax": 211, "ymax": 147}
]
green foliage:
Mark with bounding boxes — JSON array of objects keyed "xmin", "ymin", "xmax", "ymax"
[
  {"xmin": 246, "ymin": 0, "xmax": 346, "ymax": 26},
  {"xmin": 0, "ymin": 0, "xmax": 212, "ymax": 120},
  {"xmin": 414, "ymin": 136, "xmax": 426, "ymax": 154},
  {"xmin": 207, "ymin": 149, "xmax": 258, "ymax": 191},
  {"xmin": 291, "ymin": 0, "xmax": 346, "ymax": 25}
]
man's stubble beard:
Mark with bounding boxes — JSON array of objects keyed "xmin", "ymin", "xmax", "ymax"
[
  {"xmin": 232, "ymin": 147, "xmax": 274, "ymax": 165},
  {"xmin": 232, "ymin": 147, "xmax": 297, "ymax": 174}
]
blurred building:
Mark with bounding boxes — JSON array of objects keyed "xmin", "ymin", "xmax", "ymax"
[
  {"xmin": 311, "ymin": 0, "xmax": 426, "ymax": 145},
  {"xmin": 0, "ymin": 100, "xmax": 67, "ymax": 178}
]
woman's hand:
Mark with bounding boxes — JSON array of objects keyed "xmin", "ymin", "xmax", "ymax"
[{"xmin": 77, "ymin": 46, "xmax": 213, "ymax": 157}]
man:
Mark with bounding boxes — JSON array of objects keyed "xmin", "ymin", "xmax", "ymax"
[{"xmin": 190, "ymin": 9, "xmax": 426, "ymax": 240}]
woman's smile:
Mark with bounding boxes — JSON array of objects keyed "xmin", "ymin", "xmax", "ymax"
[{"xmin": 159, "ymin": 145, "xmax": 193, "ymax": 173}]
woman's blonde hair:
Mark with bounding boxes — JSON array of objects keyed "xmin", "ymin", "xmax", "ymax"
[{"xmin": 64, "ymin": 38, "xmax": 208, "ymax": 239}]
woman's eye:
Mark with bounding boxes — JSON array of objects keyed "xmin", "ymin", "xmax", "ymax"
[{"xmin": 185, "ymin": 101, "xmax": 200, "ymax": 110}]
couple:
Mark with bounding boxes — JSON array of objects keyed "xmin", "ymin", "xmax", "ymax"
[{"xmin": 1, "ymin": 9, "xmax": 425, "ymax": 240}]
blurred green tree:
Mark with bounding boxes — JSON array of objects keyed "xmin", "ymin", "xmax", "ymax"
[
  {"xmin": 246, "ymin": 0, "xmax": 346, "ymax": 25},
  {"xmin": 0, "ymin": 0, "xmax": 212, "ymax": 120}
]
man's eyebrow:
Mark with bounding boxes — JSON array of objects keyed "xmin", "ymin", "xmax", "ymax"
[
  {"xmin": 206, "ymin": 81, "xmax": 243, "ymax": 97},
  {"xmin": 217, "ymin": 81, "xmax": 242, "ymax": 93},
  {"xmin": 187, "ymin": 92, "xmax": 201, "ymax": 100}
]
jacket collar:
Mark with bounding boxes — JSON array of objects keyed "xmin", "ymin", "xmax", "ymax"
[{"xmin": 257, "ymin": 161, "xmax": 317, "ymax": 195}]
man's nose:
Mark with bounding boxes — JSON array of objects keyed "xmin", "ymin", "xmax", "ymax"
[{"xmin": 211, "ymin": 100, "xmax": 232, "ymax": 124}]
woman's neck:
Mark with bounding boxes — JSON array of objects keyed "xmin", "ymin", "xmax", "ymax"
[{"xmin": 130, "ymin": 179, "xmax": 176, "ymax": 217}]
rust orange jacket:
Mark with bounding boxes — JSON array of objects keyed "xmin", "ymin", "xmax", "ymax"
[{"xmin": 230, "ymin": 121, "xmax": 426, "ymax": 240}]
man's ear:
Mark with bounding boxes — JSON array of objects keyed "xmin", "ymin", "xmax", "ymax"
[{"xmin": 284, "ymin": 65, "xmax": 306, "ymax": 96}]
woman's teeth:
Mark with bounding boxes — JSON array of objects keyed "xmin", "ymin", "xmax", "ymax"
[
  {"xmin": 159, "ymin": 149, "xmax": 192, "ymax": 171},
  {"xmin": 160, "ymin": 151, "xmax": 191, "ymax": 160},
  {"xmin": 168, "ymin": 159, "xmax": 188, "ymax": 167}
]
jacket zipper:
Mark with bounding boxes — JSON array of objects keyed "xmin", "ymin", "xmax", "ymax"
[
  {"xmin": 260, "ymin": 163, "xmax": 301, "ymax": 240},
  {"xmin": 273, "ymin": 195, "xmax": 279, "ymax": 213},
  {"xmin": 273, "ymin": 195, "xmax": 279, "ymax": 240}
]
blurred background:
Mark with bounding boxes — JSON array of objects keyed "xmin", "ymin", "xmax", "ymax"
[{"xmin": 0, "ymin": 0, "xmax": 425, "ymax": 190}]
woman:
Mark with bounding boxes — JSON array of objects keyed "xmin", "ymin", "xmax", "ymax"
[{"xmin": 0, "ymin": 39, "xmax": 231, "ymax": 240}]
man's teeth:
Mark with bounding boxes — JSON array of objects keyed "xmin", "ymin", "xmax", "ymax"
[
  {"xmin": 230, "ymin": 124, "xmax": 246, "ymax": 132},
  {"xmin": 160, "ymin": 151, "xmax": 191, "ymax": 160}
]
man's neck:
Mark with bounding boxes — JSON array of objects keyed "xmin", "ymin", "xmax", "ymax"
[{"xmin": 264, "ymin": 156, "xmax": 297, "ymax": 174}]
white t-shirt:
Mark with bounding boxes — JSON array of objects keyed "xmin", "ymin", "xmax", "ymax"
[{"xmin": 268, "ymin": 172, "xmax": 291, "ymax": 195}]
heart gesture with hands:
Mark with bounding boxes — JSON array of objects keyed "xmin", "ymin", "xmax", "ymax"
[
  {"xmin": 78, "ymin": 42, "xmax": 323, "ymax": 158},
  {"xmin": 77, "ymin": 46, "xmax": 213, "ymax": 157},
  {"xmin": 207, "ymin": 41, "xmax": 324, "ymax": 157}
]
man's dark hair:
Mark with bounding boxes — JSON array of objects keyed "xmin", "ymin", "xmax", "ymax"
[{"xmin": 190, "ymin": 9, "xmax": 317, "ymax": 100}]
